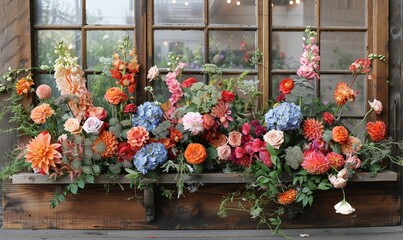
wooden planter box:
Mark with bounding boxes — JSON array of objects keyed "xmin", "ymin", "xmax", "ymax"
[{"xmin": 2, "ymin": 171, "xmax": 400, "ymax": 230}]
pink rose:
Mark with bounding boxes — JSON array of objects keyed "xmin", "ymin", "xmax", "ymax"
[
  {"xmin": 147, "ymin": 65, "xmax": 159, "ymax": 81},
  {"xmin": 217, "ymin": 144, "xmax": 231, "ymax": 160},
  {"xmin": 182, "ymin": 112, "xmax": 204, "ymax": 135},
  {"xmin": 82, "ymin": 117, "xmax": 104, "ymax": 135},
  {"xmin": 228, "ymin": 131, "xmax": 242, "ymax": 147},
  {"xmin": 263, "ymin": 130, "xmax": 284, "ymax": 149},
  {"xmin": 368, "ymin": 99, "xmax": 383, "ymax": 114},
  {"xmin": 87, "ymin": 107, "xmax": 107, "ymax": 120},
  {"xmin": 64, "ymin": 118, "xmax": 82, "ymax": 134}
]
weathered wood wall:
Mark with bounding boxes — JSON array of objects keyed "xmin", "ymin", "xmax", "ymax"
[{"xmin": 2, "ymin": 181, "xmax": 399, "ymax": 230}]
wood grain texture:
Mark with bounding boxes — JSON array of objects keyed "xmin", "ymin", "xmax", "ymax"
[{"xmin": 2, "ymin": 181, "xmax": 400, "ymax": 230}]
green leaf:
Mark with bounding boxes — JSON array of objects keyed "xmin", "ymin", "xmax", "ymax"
[
  {"xmin": 58, "ymin": 194, "xmax": 65, "ymax": 202},
  {"xmin": 206, "ymin": 146, "xmax": 218, "ymax": 161},
  {"xmin": 318, "ymin": 182, "xmax": 330, "ymax": 190},
  {"xmin": 70, "ymin": 184, "xmax": 78, "ymax": 194},
  {"xmin": 85, "ymin": 175, "xmax": 95, "ymax": 183},
  {"xmin": 302, "ymin": 187, "xmax": 310, "ymax": 193},
  {"xmin": 266, "ymin": 143, "xmax": 277, "ymax": 156},
  {"xmin": 302, "ymin": 196, "xmax": 309, "ymax": 207},
  {"xmin": 77, "ymin": 179, "xmax": 85, "ymax": 189},
  {"xmin": 271, "ymin": 155, "xmax": 279, "ymax": 167}
]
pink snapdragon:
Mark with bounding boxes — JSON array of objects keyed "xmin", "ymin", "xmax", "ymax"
[
  {"xmin": 297, "ymin": 29, "xmax": 320, "ymax": 81},
  {"xmin": 165, "ymin": 72, "xmax": 183, "ymax": 105}
]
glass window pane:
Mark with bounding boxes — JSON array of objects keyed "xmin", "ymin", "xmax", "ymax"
[
  {"xmin": 87, "ymin": 75, "xmax": 116, "ymax": 114},
  {"xmin": 86, "ymin": 0, "xmax": 135, "ymax": 25},
  {"xmin": 272, "ymin": 0, "xmax": 315, "ymax": 27},
  {"xmin": 86, "ymin": 31, "xmax": 134, "ymax": 69},
  {"xmin": 209, "ymin": 0, "xmax": 256, "ymax": 25},
  {"xmin": 321, "ymin": 32, "xmax": 366, "ymax": 70},
  {"xmin": 209, "ymin": 31, "xmax": 256, "ymax": 70},
  {"xmin": 154, "ymin": 30, "xmax": 204, "ymax": 69},
  {"xmin": 154, "ymin": 0, "xmax": 203, "ymax": 25},
  {"xmin": 320, "ymin": 75, "xmax": 366, "ymax": 117},
  {"xmin": 272, "ymin": 31, "xmax": 304, "ymax": 70},
  {"xmin": 36, "ymin": 30, "xmax": 82, "ymax": 66},
  {"xmin": 34, "ymin": 0, "xmax": 82, "ymax": 25},
  {"xmin": 320, "ymin": 0, "xmax": 366, "ymax": 27}
]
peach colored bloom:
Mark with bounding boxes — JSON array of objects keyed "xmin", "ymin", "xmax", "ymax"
[
  {"xmin": 25, "ymin": 132, "xmax": 62, "ymax": 174},
  {"xmin": 87, "ymin": 107, "xmax": 107, "ymax": 120},
  {"xmin": 127, "ymin": 126, "xmax": 149, "ymax": 148},
  {"xmin": 263, "ymin": 130, "xmax": 284, "ymax": 149},
  {"xmin": 16, "ymin": 77, "xmax": 34, "ymax": 96},
  {"xmin": 105, "ymin": 87, "xmax": 128, "ymax": 105},
  {"xmin": 92, "ymin": 131, "xmax": 118, "ymax": 158},
  {"xmin": 328, "ymin": 174, "xmax": 347, "ymax": 188},
  {"xmin": 366, "ymin": 121, "xmax": 387, "ymax": 142},
  {"xmin": 345, "ymin": 155, "xmax": 362, "ymax": 169},
  {"xmin": 184, "ymin": 143, "xmax": 207, "ymax": 165},
  {"xmin": 147, "ymin": 65, "xmax": 159, "ymax": 81},
  {"xmin": 210, "ymin": 133, "xmax": 227, "ymax": 148},
  {"xmin": 332, "ymin": 126, "xmax": 349, "ymax": 144},
  {"xmin": 202, "ymin": 114, "xmax": 215, "ymax": 130},
  {"xmin": 277, "ymin": 189, "xmax": 298, "ymax": 205},
  {"xmin": 217, "ymin": 144, "xmax": 231, "ymax": 160},
  {"xmin": 228, "ymin": 131, "xmax": 242, "ymax": 147},
  {"xmin": 341, "ymin": 136, "xmax": 362, "ymax": 155},
  {"xmin": 334, "ymin": 82, "xmax": 356, "ymax": 106},
  {"xmin": 64, "ymin": 118, "xmax": 82, "ymax": 134},
  {"xmin": 36, "ymin": 84, "xmax": 52, "ymax": 100},
  {"xmin": 30, "ymin": 103, "xmax": 55, "ymax": 124}
]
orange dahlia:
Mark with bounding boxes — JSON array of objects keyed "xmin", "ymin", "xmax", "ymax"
[
  {"xmin": 341, "ymin": 136, "xmax": 362, "ymax": 155},
  {"xmin": 334, "ymin": 82, "xmax": 356, "ymax": 106},
  {"xmin": 25, "ymin": 132, "xmax": 62, "ymax": 174},
  {"xmin": 301, "ymin": 151, "xmax": 330, "ymax": 174},
  {"xmin": 30, "ymin": 103, "xmax": 55, "ymax": 124},
  {"xmin": 366, "ymin": 121, "xmax": 387, "ymax": 142},
  {"xmin": 277, "ymin": 189, "xmax": 298, "ymax": 205},
  {"xmin": 127, "ymin": 126, "xmax": 150, "ymax": 148},
  {"xmin": 332, "ymin": 126, "xmax": 349, "ymax": 144},
  {"xmin": 16, "ymin": 77, "xmax": 34, "ymax": 96},
  {"xmin": 92, "ymin": 131, "xmax": 118, "ymax": 158},
  {"xmin": 326, "ymin": 152, "xmax": 345, "ymax": 169},
  {"xmin": 303, "ymin": 118, "xmax": 324, "ymax": 140}
]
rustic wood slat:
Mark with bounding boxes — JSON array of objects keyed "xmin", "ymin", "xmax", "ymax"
[{"xmin": 11, "ymin": 170, "xmax": 398, "ymax": 185}]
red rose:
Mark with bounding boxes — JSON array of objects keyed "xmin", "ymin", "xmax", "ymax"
[
  {"xmin": 221, "ymin": 91, "xmax": 236, "ymax": 103},
  {"xmin": 279, "ymin": 78, "xmax": 294, "ymax": 94},
  {"xmin": 117, "ymin": 142, "xmax": 135, "ymax": 162},
  {"xmin": 181, "ymin": 77, "xmax": 198, "ymax": 88},
  {"xmin": 322, "ymin": 112, "xmax": 335, "ymax": 125},
  {"xmin": 124, "ymin": 103, "xmax": 137, "ymax": 113},
  {"xmin": 110, "ymin": 68, "xmax": 122, "ymax": 80}
]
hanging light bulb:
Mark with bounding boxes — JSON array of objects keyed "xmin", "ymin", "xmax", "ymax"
[
  {"xmin": 172, "ymin": 0, "xmax": 176, "ymax": 3},
  {"xmin": 289, "ymin": 0, "xmax": 294, "ymax": 5},
  {"xmin": 296, "ymin": 0, "xmax": 301, "ymax": 4},
  {"xmin": 227, "ymin": 0, "xmax": 232, "ymax": 3},
  {"xmin": 236, "ymin": 1, "xmax": 241, "ymax": 5},
  {"xmin": 185, "ymin": 1, "xmax": 189, "ymax": 5}
]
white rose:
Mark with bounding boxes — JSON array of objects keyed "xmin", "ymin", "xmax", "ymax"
[
  {"xmin": 334, "ymin": 200, "xmax": 356, "ymax": 215},
  {"xmin": 328, "ymin": 175, "xmax": 347, "ymax": 189},
  {"xmin": 82, "ymin": 117, "xmax": 104, "ymax": 134},
  {"xmin": 263, "ymin": 130, "xmax": 284, "ymax": 149},
  {"xmin": 147, "ymin": 65, "xmax": 159, "ymax": 81}
]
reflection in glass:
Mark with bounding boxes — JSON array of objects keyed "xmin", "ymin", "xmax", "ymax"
[
  {"xmin": 34, "ymin": 0, "xmax": 82, "ymax": 25},
  {"xmin": 154, "ymin": 31, "xmax": 204, "ymax": 69},
  {"xmin": 320, "ymin": 75, "xmax": 366, "ymax": 116},
  {"xmin": 86, "ymin": 31, "xmax": 134, "ymax": 69},
  {"xmin": 271, "ymin": 32, "xmax": 303, "ymax": 70},
  {"xmin": 86, "ymin": 0, "xmax": 134, "ymax": 25},
  {"xmin": 272, "ymin": 0, "xmax": 315, "ymax": 27},
  {"xmin": 209, "ymin": 0, "xmax": 256, "ymax": 25},
  {"xmin": 321, "ymin": 0, "xmax": 366, "ymax": 27},
  {"xmin": 87, "ymin": 75, "xmax": 115, "ymax": 114},
  {"xmin": 321, "ymin": 32, "xmax": 366, "ymax": 70},
  {"xmin": 154, "ymin": 0, "xmax": 203, "ymax": 25},
  {"xmin": 209, "ymin": 31, "xmax": 256, "ymax": 70},
  {"xmin": 37, "ymin": 30, "xmax": 82, "ymax": 66}
]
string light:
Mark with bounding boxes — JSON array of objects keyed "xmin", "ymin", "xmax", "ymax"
[
  {"xmin": 296, "ymin": 0, "xmax": 301, "ymax": 4},
  {"xmin": 236, "ymin": 1, "xmax": 241, "ymax": 5},
  {"xmin": 289, "ymin": 0, "xmax": 294, "ymax": 5},
  {"xmin": 227, "ymin": 0, "xmax": 231, "ymax": 3},
  {"xmin": 172, "ymin": 0, "xmax": 176, "ymax": 3},
  {"xmin": 185, "ymin": 1, "xmax": 189, "ymax": 5}
]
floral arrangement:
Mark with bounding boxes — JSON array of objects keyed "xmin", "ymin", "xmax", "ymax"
[{"xmin": 0, "ymin": 28, "xmax": 402, "ymax": 235}]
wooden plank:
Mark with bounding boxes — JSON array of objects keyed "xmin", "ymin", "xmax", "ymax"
[{"xmin": 11, "ymin": 170, "xmax": 398, "ymax": 184}]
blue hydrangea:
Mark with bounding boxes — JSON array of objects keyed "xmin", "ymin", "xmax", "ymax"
[
  {"xmin": 133, "ymin": 143, "xmax": 168, "ymax": 174},
  {"xmin": 132, "ymin": 102, "xmax": 163, "ymax": 132},
  {"xmin": 265, "ymin": 102, "xmax": 303, "ymax": 131}
]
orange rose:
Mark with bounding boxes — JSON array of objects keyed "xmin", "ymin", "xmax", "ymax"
[
  {"xmin": 366, "ymin": 121, "xmax": 386, "ymax": 142},
  {"xmin": 184, "ymin": 143, "xmax": 207, "ymax": 165},
  {"xmin": 105, "ymin": 87, "xmax": 128, "ymax": 105},
  {"xmin": 16, "ymin": 77, "xmax": 34, "ymax": 96},
  {"xmin": 332, "ymin": 126, "xmax": 349, "ymax": 143}
]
